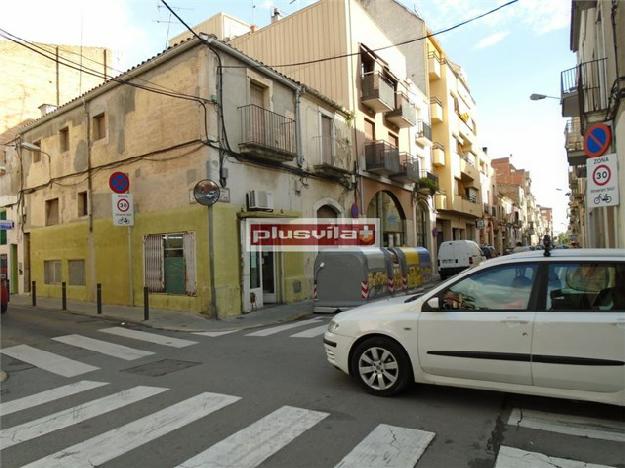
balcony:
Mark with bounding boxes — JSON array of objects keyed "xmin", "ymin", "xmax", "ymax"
[
  {"xmin": 564, "ymin": 117, "xmax": 585, "ymax": 166},
  {"xmin": 415, "ymin": 120, "xmax": 432, "ymax": 144},
  {"xmin": 560, "ymin": 58, "xmax": 608, "ymax": 118},
  {"xmin": 430, "ymin": 97, "xmax": 443, "ymax": 123},
  {"xmin": 434, "ymin": 192, "xmax": 447, "ymax": 210},
  {"xmin": 453, "ymin": 196, "xmax": 482, "ymax": 218},
  {"xmin": 314, "ymin": 134, "xmax": 352, "ymax": 179},
  {"xmin": 459, "ymin": 154, "xmax": 479, "ymax": 182},
  {"xmin": 361, "ymin": 72, "xmax": 395, "ymax": 113},
  {"xmin": 428, "ymin": 51, "xmax": 442, "ymax": 80},
  {"xmin": 385, "ymin": 92, "xmax": 417, "ymax": 128},
  {"xmin": 432, "ymin": 143, "xmax": 445, "ymax": 167},
  {"xmin": 390, "ymin": 153, "xmax": 420, "ymax": 184},
  {"xmin": 238, "ymin": 104, "xmax": 296, "ymax": 162},
  {"xmin": 365, "ymin": 140, "xmax": 400, "ymax": 176}
]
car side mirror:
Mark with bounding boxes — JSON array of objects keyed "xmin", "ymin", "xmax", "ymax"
[{"xmin": 426, "ymin": 297, "xmax": 440, "ymax": 310}]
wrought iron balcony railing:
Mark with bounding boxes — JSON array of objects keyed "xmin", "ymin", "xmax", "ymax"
[{"xmin": 238, "ymin": 104, "xmax": 296, "ymax": 161}]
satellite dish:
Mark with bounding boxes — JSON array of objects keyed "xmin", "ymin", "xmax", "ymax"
[{"xmin": 193, "ymin": 179, "xmax": 220, "ymax": 207}]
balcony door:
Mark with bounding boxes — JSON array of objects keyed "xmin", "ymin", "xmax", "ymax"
[{"xmin": 250, "ymin": 82, "xmax": 266, "ymax": 146}]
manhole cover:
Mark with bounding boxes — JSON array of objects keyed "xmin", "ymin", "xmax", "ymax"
[{"xmin": 121, "ymin": 359, "xmax": 200, "ymax": 377}]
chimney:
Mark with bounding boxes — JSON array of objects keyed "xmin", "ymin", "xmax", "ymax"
[
  {"xmin": 271, "ymin": 8, "xmax": 282, "ymax": 23},
  {"xmin": 250, "ymin": 24, "xmax": 257, "ymax": 33},
  {"xmin": 39, "ymin": 103, "xmax": 58, "ymax": 116}
]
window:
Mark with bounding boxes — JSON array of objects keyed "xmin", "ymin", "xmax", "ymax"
[
  {"xmin": 250, "ymin": 82, "xmax": 265, "ymax": 108},
  {"xmin": 93, "ymin": 113, "xmax": 106, "ymax": 140},
  {"xmin": 546, "ymin": 263, "xmax": 625, "ymax": 311},
  {"xmin": 45, "ymin": 198, "xmax": 59, "ymax": 225},
  {"xmin": 44, "ymin": 260, "xmax": 62, "ymax": 284},
  {"xmin": 68, "ymin": 260, "xmax": 85, "ymax": 285},
  {"xmin": 0, "ymin": 211, "xmax": 6, "ymax": 245},
  {"xmin": 440, "ymin": 264, "xmax": 538, "ymax": 311},
  {"xmin": 59, "ymin": 127, "xmax": 69, "ymax": 152},
  {"xmin": 144, "ymin": 232, "xmax": 196, "ymax": 295},
  {"xmin": 78, "ymin": 191, "xmax": 88, "ymax": 217},
  {"xmin": 388, "ymin": 132, "xmax": 399, "ymax": 149},
  {"xmin": 32, "ymin": 140, "xmax": 42, "ymax": 163}
]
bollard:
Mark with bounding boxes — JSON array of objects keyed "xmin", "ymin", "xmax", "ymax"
[
  {"xmin": 143, "ymin": 286, "xmax": 149, "ymax": 321},
  {"xmin": 96, "ymin": 283, "xmax": 102, "ymax": 314},
  {"xmin": 32, "ymin": 281, "xmax": 36, "ymax": 306},
  {"xmin": 7, "ymin": 279, "xmax": 10, "ymax": 302},
  {"xmin": 61, "ymin": 282, "xmax": 67, "ymax": 311}
]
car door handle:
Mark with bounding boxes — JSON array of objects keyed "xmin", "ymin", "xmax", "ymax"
[{"xmin": 501, "ymin": 317, "xmax": 529, "ymax": 325}]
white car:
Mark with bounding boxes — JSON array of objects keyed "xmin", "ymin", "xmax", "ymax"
[{"xmin": 324, "ymin": 249, "xmax": 625, "ymax": 406}]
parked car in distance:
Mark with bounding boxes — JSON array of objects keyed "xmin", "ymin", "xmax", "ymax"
[
  {"xmin": 324, "ymin": 248, "xmax": 625, "ymax": 406},
  {"xmin": 437, "ymin": 240, "xmax": 485, "ymax": 279}
]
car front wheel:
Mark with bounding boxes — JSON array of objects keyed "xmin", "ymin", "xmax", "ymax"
[{"xmin": 350, "ymin": 337, "xmax": 412, "ymax": 396}]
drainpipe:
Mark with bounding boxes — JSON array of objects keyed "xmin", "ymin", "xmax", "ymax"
[
  {"xmin": 295, "ymin": 86, "xmax": 303, "ymax": 167},
  {"xmin": 83, "ymin": 98, "xmax": 97, "ymax": 302}
]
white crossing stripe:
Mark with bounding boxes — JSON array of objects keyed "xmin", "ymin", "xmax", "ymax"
[
  {"xmin": 246, "ymin": 318, "xmax": 322, "ymax": 337},
  {"xmin": 508, "ymin": 408, "xmax": 625, "ymax": 442},
  {"xmin": 495, "ymin": 446, "xmax": 615, "ymax": 468},
  {"xmin": 176, "ymin": 405, "xmax": 328, "ymax": 468},
  {"xmin": 99, "ymin": 327, "xmax": 197, "ymax": 348},
  {"xmin": 0, "ymin": 344, "xmax": 98, "ymax": 377},
  {"xmin": 0, "ymin": 381, "xmax": 109, "ymax": 416},
  {"xmin": 52, "ymin": 334, "xmax": 154, "ymax": 360},
  {"xmin": 334, "ymin": 424, "xmax": 435, "ymax": 468},
  {"xmin": 290, "ymin": 324, "xmax": 329, "ymax": 338},
  {"xmin": 23, "ymin": 392, "xmax": 241, "ymax": 468},
  {"xmin": 0, "ymin": 386, "xmax": 167, "ymax": 450},
  {"xmin": 193, "ymin": 330, "xmax": 238, "ymax": 337}
]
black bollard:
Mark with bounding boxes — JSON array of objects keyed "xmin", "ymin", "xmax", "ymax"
[
  {"xmin": 96, "ymin": 283, "xmax": 102, "ymax": 314},
  {"xmin": 61, "ymin": 282, "xmax": 67, "ymax": 311},
  {"xmin": 143, "ymin": 286, "xmax": 149, "ymax": 321},
  {"xmin": 32, "ymin": 281, "xmax": 36, "ymax": 306}
]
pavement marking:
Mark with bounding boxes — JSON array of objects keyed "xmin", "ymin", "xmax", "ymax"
[
  {"xmin": 508, "ymin": 408, "xmax": 625, "ymax": 442},
  {"xmin": 176, "ymin": 405, "xmax": 329, "ymax": 468},
  {"xmin": 52, "ymin": 334, "xmax": 155, "ymax": 360},
  {"xmin": 334, "ymin": 424, "xmax": 435, "ymax": 468},
  {"xmin": 0, "ymin": 344, "xmax": 98, "ymax": 377},
  {"xmin": 495, "ymin": 446, "xmax": 615, "ymax": 468},
  {"xmin": 290, "ymin": 324, "xmax": 329, "ymax": 338},
  {"xmin": 0, "ymin": 380, "xmax": 109, "ymax": 416},
  {"xmin": 245, "ymin": 318, "xmax": 322, "ymax": 337},
  {"xmin": 99, "ymin": 327, "xmax": 197, "ymax": 348},
  {"xmin": 193, "ymin": 330, "xmax": 238, "ymax": 337},
  {"xmin": 23, "ymin": 391, "xmax": 241, "ymax": 468},
  {"xmin": 0, "ymin": 386, "xmax": 167, "ymax": 450}
]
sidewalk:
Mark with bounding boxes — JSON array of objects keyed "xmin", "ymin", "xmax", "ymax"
[{"xmin": 7, "ymin": 294, "xmax": 315, "ymax": 333}]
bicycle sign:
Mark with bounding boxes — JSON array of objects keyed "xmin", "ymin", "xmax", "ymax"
[
  {"xmin": 112, "ymin": 193, "xmax": 134, "ymax": 226},
  {"xmin": 586, "ymin": 154, "xmax": 619, "ymax": 209}
]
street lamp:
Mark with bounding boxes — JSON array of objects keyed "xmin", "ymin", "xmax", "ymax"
[
  {"xmin": 529, "ymin": 93, "xmax": 559, "ymax": 101},
  {"xmin": 19, "ymin": 142, "xmax": 52, "ymax": 180}
]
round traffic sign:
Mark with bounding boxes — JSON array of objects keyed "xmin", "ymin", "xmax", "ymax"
[
  {"xmin": 592, "ymin": 164, "xmax": 611, "ymax": 186},
  {"xmin": 109, "ymin": 172, "xmax": 130, "ymax": 194},
  {"xmin": 117, "ymin": 198, "xmax": 130, "ymax": 212},
  {"xmin": 584, "ymin": 123, "xmax": 612, "ymax": 158}
]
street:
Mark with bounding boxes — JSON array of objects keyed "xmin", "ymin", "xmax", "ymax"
[{"xmin": 1, "ymin": 305, "xmax": 623, "ymax": 468}]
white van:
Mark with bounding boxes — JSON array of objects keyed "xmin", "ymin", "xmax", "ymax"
[{"xmin": 437, "ymin": 240, "xmax": 484, "ymax": 279}]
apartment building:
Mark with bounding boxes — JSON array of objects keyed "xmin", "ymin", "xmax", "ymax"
[
  {"xmin": 0, "ymin": 36, "xmax": 354, "ymax": 317},
  {"xmin": 427, "ymin": 37, "xmax": 488, "ymax": 247},
  {"xmin": 190, "ymin": 0, "xmax": 439, "ymax": 255},
  {"xmin": 0, "ymin": 40, "xmax": 110, "ymax": 294},
  {"xmin": 561, "ymin": 0, "xmax": 624, "ymax": 247},
  {"xmin": 492, "ymin": 157, "xmax": 532, "ymax": 246}
]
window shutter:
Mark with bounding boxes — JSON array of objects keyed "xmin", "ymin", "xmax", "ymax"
[
  {"xmin": 144, "ymin": 234, "xmax": 164, "ymax": 292},
  {"xmin": 183, "ymin": 232, "xmax": 196, "ymax": 295}
]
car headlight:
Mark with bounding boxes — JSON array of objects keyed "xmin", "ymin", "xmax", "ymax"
[{"xmin": 328, "ymin": 320, "xmax": 340, "ymax": 333}]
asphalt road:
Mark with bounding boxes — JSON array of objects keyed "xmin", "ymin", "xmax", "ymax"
[{"xmin": 1, "ymin": 305, "xmax": 624, "ymax": 468}]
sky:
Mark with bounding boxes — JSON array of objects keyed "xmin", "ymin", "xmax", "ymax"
[{"xmin": 1, "ymin": 0, "xmax": 575, "ymax": 233}]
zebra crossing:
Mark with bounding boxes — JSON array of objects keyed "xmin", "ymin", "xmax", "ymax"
[
  {"xmin": 1, "ymin": 379, "xmax": 620, "ymax": 467},
  {"xmin": 0, "ymin": 318, "xmax": 330, "ymax": 379}
]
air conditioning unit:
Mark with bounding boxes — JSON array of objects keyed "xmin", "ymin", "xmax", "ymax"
[{"xmin": 247, "ymin": 190, "xmax": 273, "ymax": 211}]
